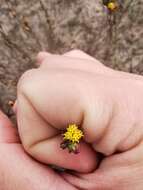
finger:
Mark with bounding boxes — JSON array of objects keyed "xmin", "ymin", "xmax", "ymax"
[
  {"xmin": 18, "ymin": 65, "xmax": 143, "ymax": 157},
  {"xmin": 17, "ymin": 90, "xmax": 59, "ymax": 148},
  {"xmin": 17, "ymin": 68, "xmax": 112, "ymax": 156},
  {"xmin": 28, "ymin": 135, "xmax": 98, "ymax": 173},
  {"xmin": 61, "ymin": 142, "xmax": 143, "ymax": 190},
  {"xmin": 38, "ymin": 55, "xmax": 109, "ymax": 77},
  {"xmin": 37, "ymin": 51, "xmax": 143, "ymax": 83},
  {"xmin": 36, "ymin": 50, "xmax": 100, "ymax": 66},
  {"xmin": 37, "ymin": 50, "xmax": 137, "ymax": 82},
  {"xmin": 17, "ymin": 67, "xmax": 109, "ymax": 172},
  {"xmin": 37, "ymin": 50, "xmax": 104, "ymax": 71},
  {"xmin": 0, "ymin": 110, "xmax": 20, "ymax": 143},
  {"xmin": 61, "ymin": 170, "xmax": 110, "ymax": 190},
  {"xmin": 38, "ymin": 51, "xmax": 138, "ymax": 81},
  {"xmin": 17, "ymin": 86, "xmax": 98, "ymax": 173},
  {"xmin": 0, "ymin": 144, "xmax": 78, "ymax": 190}
]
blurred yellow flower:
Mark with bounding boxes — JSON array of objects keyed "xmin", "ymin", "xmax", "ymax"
[{"xmin": 107, "ymin": 2, "xmax": 117, "ymax": 11}]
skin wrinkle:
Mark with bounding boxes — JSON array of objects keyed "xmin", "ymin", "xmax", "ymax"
[
  {"xmin": 92, "ymin": 98, "xmax": 115, "ymax": 149},
  {"xmin": 81, "ymin": 75, "xmax": 115, "ymax": 144},
  {"xmin": 117, "ymin": 122, "xmax": 143, "ymax": 152},
  {"xmin": 99, "ymin": 141, "xmax": 143, "ymax": 169},
  {"xmin": 117, "ymin": 125, "xmax": 137, "ymax": 152},
  {"xmin": 94, "ymin": 121, "xmax": 132, "ymax": 155},
  {"xmin": 115, "ymin": 95, "xmax": 143, "ymax": 152}
]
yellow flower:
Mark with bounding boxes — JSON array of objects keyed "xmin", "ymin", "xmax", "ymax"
[
  {"xmin": 63, "ymin": 124, "xmax": 84, "ymax": 143},
  {"xmin": 107, "ymin": 2, "xmax": 117, "ymax": 11}
]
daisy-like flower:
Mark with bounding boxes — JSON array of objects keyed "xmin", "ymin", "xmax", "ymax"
[
  {"xmin": 60, "ymin": 124, "xmax": 84, "ymax": 154},
  {"xmin": 63, "ymin": 124, "xmax": 84, "ymax": 143}
]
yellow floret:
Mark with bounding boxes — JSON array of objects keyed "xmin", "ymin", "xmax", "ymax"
[
  {"xmin": 63, "ymin": 124, "xmax": 84, "ymax": 143},
  {"xmin": 107, "ymin": 2, "xmax": 117, "ymax": 10}
]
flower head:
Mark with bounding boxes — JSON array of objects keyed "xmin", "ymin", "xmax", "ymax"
[
  {"xmin": 63, "ymin": 124, "xmax": 84, "ymax": 143},
  {"xmin": 60, "ymin": 124, "xmax": 84, "ymax": 154},
  {"xmin": 107, "ymin": 2, "xmax": 117, "ymax": 11}
]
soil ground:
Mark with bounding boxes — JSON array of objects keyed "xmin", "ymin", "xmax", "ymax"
[{"xmin": 0, "ymin": 0, "xmax": 143, "ymax": 115}]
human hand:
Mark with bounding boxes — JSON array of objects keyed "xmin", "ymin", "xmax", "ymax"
[
  {"xmin": 0, "ymin": 111, "xmax": 77, "ymax": 190},
  {"xmin": 17, "ymin": 50, "xmax": 143, "ymax": 189}
]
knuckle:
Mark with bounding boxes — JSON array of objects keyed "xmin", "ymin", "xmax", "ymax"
[{"xmin": 17, "ymin": 69, "xmax": 37, "ymax": 96}]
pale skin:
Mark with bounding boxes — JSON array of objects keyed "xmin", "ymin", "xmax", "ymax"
[
  {"xmin": 1, "ymin": 50, "xmax": 143, "ymax": 189},
  {"xmin": 0, "ymin": 112, "xmax": 77, "ymax": 190}
]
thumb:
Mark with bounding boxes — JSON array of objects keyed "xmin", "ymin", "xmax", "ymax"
[{"xmin": 0, "ymin": 110, "xmax": 20, "ymax": 143}]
